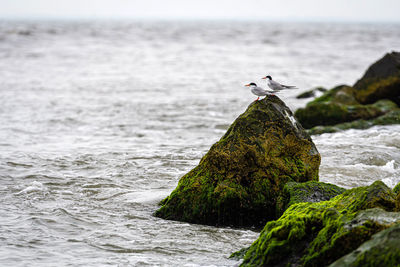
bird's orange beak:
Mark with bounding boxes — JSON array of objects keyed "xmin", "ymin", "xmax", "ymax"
[
  {"xmin": 245, "ymin": 84, "xmax": 250, "ymax": 87},
  {"xmin": 261, "ymin": 76, "xmax": 267, "ymax": 79}
]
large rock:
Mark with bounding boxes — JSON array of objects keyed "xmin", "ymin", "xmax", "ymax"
[
  {"xmin": 329, "ymin": 223, "xmax": 400, "ymax": 267},
  {"xmin": 307, "ymin": 102, "xmax": 400, "ymax": 135},
  {"xmin": 353, "ymin": 51, "xmax": 400, "ymax": 105},
  {"xmin": 294, "ymin": 86, "xmax": 389, "ymax": 129},
  {"xmin": 238, "ymin": 181, "xmax": 398, "ymax": 266},
  {"xmin": 155, "ymin": 96, "xmax": 321, "ymax": 227},
  {"xmin": 275, "ymin": 181, "xmax": 346, "ymax": 216},
  {"xmin": 295, "ymin": 52, "xmax": 400, "ymax": 133}
]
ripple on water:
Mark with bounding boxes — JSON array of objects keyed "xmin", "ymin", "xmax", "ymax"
[
  {"xmin": 316, "ymin": 125, "xmax": 400, "ymax": 189},
  {"xmin": 1, "ymin": 21, "xmax": 400, "ymax": 266}
]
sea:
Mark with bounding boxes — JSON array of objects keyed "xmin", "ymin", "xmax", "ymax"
[{"xmin": 0, "ymin": 20, "xmax": 399, "ymax": 266}]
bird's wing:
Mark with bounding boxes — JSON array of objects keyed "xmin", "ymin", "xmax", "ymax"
[
  {"xmin": 271, "ymin": 79, "xmax": 297, "ymax": 89},
  {"xmin": 268, "ymin": 80, "xmax": 284, "ymax": 91},
  {"xmin": 252, "ymin": 87, "xmax": 269, "ymax": 95}
]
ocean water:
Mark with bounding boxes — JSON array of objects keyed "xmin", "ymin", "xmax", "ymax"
[{"xmin": 0, "ymin": 20, "xmax": 399, "ymax": 266}]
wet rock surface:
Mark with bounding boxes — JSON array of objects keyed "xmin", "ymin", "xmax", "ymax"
[
  {"xmin": 155, "ymin": 96, "xmax": 321, "ymax": 227},
  {"xmin": 295, "ymin": 52, "xmax": 400, "ymax": 134},
  {"xmin": 238, "ymin": 181, "xmax": 399, "ymax": 267}
]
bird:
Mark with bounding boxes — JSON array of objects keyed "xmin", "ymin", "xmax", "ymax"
[
  {"xmin": 261, "ymin": 75, "xmax": 297, "ymax": 94},
  {"xmin": 245, "ymin": 82, "xmax": 272, "ymax": 101}
]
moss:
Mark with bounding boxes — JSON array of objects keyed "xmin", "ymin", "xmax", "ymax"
[
  {"xmin": 307, "ymin": 108, "xmax": 400, "ymax": 135},
  {"xmin": 309, "ymin": 85, "xmax": 357, "ymax": 105},
  {"xmin": 295, "ymin": 101, "xmax": 385, "ymax": 129},
  {"xmin": 229, "ymin": 247, "xmax": 249, "ymax": 260},
  {"xmin": 155, "ymin": 96, "xmax": 321, "ymax": 227},
  {"xmin": 276, "ymin": 181, "xmax": 346, "ymax": 217},
  {"xmin": 354, "ymin": 75, "xmax": 400, "ymax": 105},
  {"xmin": 394, "ymin": 182, "xmax": 400, "ymax": 195},
  {"xmin": 329, "ymin": 223, "xmax": 400, "ymax": 267},
  {"xmin": 239, "ymin": 181, "xmax": 397, "ymax": 266}
]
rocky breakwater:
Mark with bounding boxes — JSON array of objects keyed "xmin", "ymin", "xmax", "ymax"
[
  {"xmin": 295, "ymin": 52, "xmax": 400, "ymax": 135},
  {"xmin": 237, "ymin": 181, "xmax": 400, "ymax": 267},
  {"xmin": 155, "ymin": 95, "xmax": 321, "ymax": 227}
]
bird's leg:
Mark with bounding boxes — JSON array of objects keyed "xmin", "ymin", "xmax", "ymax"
[{"xmin": 256, "ymin": 97, "xmax": 259, "ymax": 101}]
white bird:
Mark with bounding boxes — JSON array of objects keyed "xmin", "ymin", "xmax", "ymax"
[
  {"xmin": 245, "ymin": 82, "xmax": 272, "ymax": 101},
  {"xmin": 261, "ymin": 75, "xmax": 297, "ymax": 93}
]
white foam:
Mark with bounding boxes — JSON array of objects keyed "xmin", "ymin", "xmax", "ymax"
[
  {"xmin": 381, "ymin": 160, "xmax": 396, "ymax": 173},
  {"xmin": 126, "ymin": 190, "xmax": 170, "ymax": 204},
  {"xmin": 15, "ymin": 181, "xmax": 46, "ymax": 195}
]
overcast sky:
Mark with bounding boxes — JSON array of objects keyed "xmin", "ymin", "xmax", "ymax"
[{"xmin": 1, "ymin": 0, "xmax": 400, "ymax": 22}]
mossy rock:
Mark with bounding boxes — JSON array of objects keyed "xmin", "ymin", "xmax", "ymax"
[
  {"xmin": 308, "ymin": 105, "xmax": 400, "ymax": 135},
  {"xmin": 238, "ymin": 181, "xmax": 398, "ymax": 266},
  {"xmin": 276, "ymin": 181, "xmax": 346, "ymax": 216},
  {"xmin": 296, "ymin": 52, "xmax": 400, "ymax": 131},
  {"xmin": 353, "ymin": 51, "xmax": 400, "ymax": 105},
  {"xmin": 394, "ymin": 182, "xmax": 400, "ymax": 195},
  {"xmin": 307, "ymin": 85, "xmax": 357, "ymax": 105},
  {"xmin": 155, "ymin": 96, "xmax": 321, "ymax": 227},
  {"xmin": 329, "ymin": 223, "xmax": 400, "ymax": 267},
  {"xmin": 295, "ymin": 101, "xmax": 385, "ymax": 129},
  {"xmin": 395, "ymin": 182, "xmax": 400, "ymax": 212}
]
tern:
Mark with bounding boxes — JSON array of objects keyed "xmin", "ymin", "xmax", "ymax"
[
  {"xmin": 245, "ymin": 82, "xmax": 272, "ymax": 101},
  {"xmin": 262, "ymin": 75, "xmax": 297, "ymax": 93}
]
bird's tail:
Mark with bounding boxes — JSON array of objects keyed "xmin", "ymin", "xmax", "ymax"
[{"xmin": 282, "ymin": 85, "xmax": 297, "ymax": 89}]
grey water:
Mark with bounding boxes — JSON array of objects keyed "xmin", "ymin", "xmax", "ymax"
[{"xmin": 0, "ymin": 20, "xmax": 399, "ymax": 266}]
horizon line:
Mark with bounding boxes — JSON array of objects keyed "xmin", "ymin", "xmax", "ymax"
[{"xmin": 1, "ymin": 16, "xmax": 400, "ymax": 24}]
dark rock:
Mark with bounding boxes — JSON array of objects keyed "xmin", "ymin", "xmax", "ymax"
[
  {"xmin": 238, "ymin": 181, "xmax": 398, "ymax": 266},
  {"xmin": 295, "ymin": 98, "xmax": 387, "ymax": 129},
  {"xmin": 353, "ymin": 51, "xmax": 400, "ymax": 105},
  {"xmin": 229, "ymin": 247, "xmax": 249, "ymax": 260},
  {"xmin": 295, "ymin": 52, "xmax": 400, "ymax": 133},
  {"xmin": 155, "ymin": 96, "xmax": 321, "ymax": 227},
  {"xmin": 276, "ymin": 181, "xmax": 346, "ymax": 216},
  {"xmin": 296, "ymin": 87, "xmax": 327, "ymax": 99},
  {"xmin": 394, "ymin": 182, "xmax": 400, "ymax": 195},
  {"xmin": 329, "ymin": 223, "xmax": 400, "ymax": 267},
  {"xmin": 307, "ymin": 102, "xmax": 400, "ymax": 135}
]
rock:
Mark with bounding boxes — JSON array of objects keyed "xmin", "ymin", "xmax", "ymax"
[
  {"xmin": 238, "ymin": 181, "xmax": 398, "ymax": 266},
  {"xmin": 295, "ymin": 53, "xmax": 400, "ymax": 133},
  {"xmin": 276, "ymin": 181, "xmax": 346, "ymax": 216},
  {"xmin": 393, "ymin": 182, "xmax": 400, "ymax": 195},
  {"xmin": 353, "ymin": 51, "xmax": 400, "ymax": 105},
  {"xmin": 155, "ymin": 96, "xmax": 321, "ymax": 227},
  {"xmin": 395, "ymin": 182, "xmax": 400, "ymax": 212},
  {"xmin": 294, "ymin": 96, "xmax": 388, "ymax": 129},
  {"xmin": 296, "ymin": 87, "xmax": 327, "ymax": 99},
  {"xmin": 329, "ymin": 223, "xmax": 400, "ymax": 267},
  {"xmin": 307, "ymin": 104, "xmax": 400, "ymax": 135}
]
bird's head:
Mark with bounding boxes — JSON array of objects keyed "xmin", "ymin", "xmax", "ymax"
[
  {"xmin": 245, "ymin": 82, "xmax": 257, "ymax": 87},
  {"xmin": 262, "ymin": 75, "xmax": 272, "ymax": 80}
]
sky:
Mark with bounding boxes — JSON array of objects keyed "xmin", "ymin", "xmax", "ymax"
[{"xmin": 1, "ymin": 0, "xmax": 400, "ymax": 22}]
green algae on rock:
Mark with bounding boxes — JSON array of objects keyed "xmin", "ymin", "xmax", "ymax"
[
  {"xmin": 353, "ymin": 51, "xmax": 400, "ymax": 105},
  {"xmin": 295, "ymin": 52, "xmax": 400, "ymax": 134},
  {"xmin": 308, "ymin": 107, "xmax": 400, "ymax": 135},
  {"xmin": 294, "ymin": 99, "xmax": 387, "ymax": 129},
  {"xmin": 329, "ymin": 223, "xmax": 400, "ymax": 267},
  {"xmin": 155, "ymin": 96, "xmax": 321, "ymax": 227},
  {"xmin": 394, "ymin": 182, "xmax": 400, "ymax": 195},
  {"xmin": 239, "ymin": 181, "xmax": 398, "ymax": 266},
  {"xmin": 276, "ymin": 181, "xmax": 346, "ymax": 217}
]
